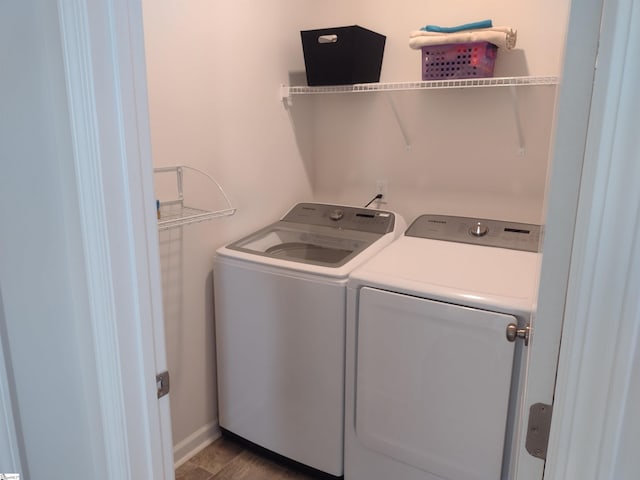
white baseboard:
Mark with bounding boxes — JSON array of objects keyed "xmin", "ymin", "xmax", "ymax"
[{"xmin": 173, "ymin": 421, "xmax": 221, "ymax": 468}]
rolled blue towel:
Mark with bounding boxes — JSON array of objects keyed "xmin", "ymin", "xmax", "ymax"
[{"xmin": 421, "ymin": 19, "xmax": 493, "ymax": 33}]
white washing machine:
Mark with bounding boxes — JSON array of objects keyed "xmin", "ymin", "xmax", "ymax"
[
  {"xmin": 345, "ymin": 214, "xmax": 542, "ymax": 480},
  {"xmin": 214, "ymin": 202, "xmax": 405, "ymax": 477}
]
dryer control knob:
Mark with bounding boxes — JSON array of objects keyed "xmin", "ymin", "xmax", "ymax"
[
  {"xmin": 469, "ymin": 222, "xmax": 489, "ymax": 237},
  {"xmin": 330, "ymin": 209, "xmax": 344, "ymax": 221}
]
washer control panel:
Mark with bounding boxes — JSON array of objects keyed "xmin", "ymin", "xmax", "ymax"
[
  {"xmin": 405, "ymin": 214, "xmax": 542, "ymax": 252},
  {"xmin": 282, "ymin": 203, "xmax": 396, "ymax": 234}
]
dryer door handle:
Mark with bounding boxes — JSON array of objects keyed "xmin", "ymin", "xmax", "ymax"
[{"xmin": 506, "ymin": 323, "xmax": 530, "ymax": 345}]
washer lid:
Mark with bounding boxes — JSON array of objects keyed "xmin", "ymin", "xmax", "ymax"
[
  {"xmin": 223, "ymin": 203, "xmax": 400, "ymax": 268},
  {"xmin": 226, "ymin": 224, "xmax": 379, "ymax": 267}
]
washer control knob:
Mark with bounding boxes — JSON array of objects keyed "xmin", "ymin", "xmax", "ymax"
[
  {"xmin": 469, "ymin": 222, "xmax": 489, "ymax": 237},
  {"xmin": 329, "ymin": 209, "xmax": 344, "ymax": 221}
]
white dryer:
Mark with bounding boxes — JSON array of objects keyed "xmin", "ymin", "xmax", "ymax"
[
  {"xmin": 345, "ymin": 214, "xmax": 542, "ymax": 480},
  {"xmin": 214, "ymin": 202, "xmax": 405, "ymax": 477}
]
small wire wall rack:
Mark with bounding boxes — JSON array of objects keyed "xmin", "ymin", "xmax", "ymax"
[{"xmin": 153, "ymin": 165, "xmax": 236, "ymax": 230}]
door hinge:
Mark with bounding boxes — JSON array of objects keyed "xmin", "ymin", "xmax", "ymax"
[
  {"xmin": 526, "ymin": 403, "xmax": 553, "ymax": 460},
  {"xmin": 156, "ymin": 371, "xmax": 170, "ymax": 399},
  {"xmin": 506, "ymin": 323, "xmax": 530, "ymax": 346}
]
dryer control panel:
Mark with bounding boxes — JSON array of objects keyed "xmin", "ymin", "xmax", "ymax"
[{"xmin": 405, "ymin": 214, "xmax": 541, "ymax": 252}]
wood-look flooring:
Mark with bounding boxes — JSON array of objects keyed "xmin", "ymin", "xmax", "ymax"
[{"xmin": 175, "ymin": 436, "xmax": 319, "ymax": 480}]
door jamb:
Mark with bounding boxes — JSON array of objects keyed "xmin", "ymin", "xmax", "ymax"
[{"xmin": 57, "ymin": 0, "xmax": 173, "ymax": 478}]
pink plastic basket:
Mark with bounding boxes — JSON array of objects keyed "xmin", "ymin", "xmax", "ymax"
[{"xmin": 421, "ymin": 42, "xmax": 497, "ymax": 80}]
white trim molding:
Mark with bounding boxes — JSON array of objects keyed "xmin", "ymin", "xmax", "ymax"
[
  {"xmin": 57, "ymin": 0, "xmax": 173, "ymax": 478},
  {"xmin": 514, "ymin": 0, "xmax": 604, "ymax": 477},
  {"xmin": 0, "ymin": 291, "xmax": 24, "ymax": 475},
  {"xmin": 56, "ymin": 0, "xmax": 132, "ymax": 478},
  {"xmin": 173, "ymin": 422, "xmax": 222, "ymax": 469},
  {"xmin": 545, "ymin": 0, "xmax": 640, "ymax": 478}
]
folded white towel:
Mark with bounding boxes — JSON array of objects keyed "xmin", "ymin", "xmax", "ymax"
[
  {"xmin": 409, "ymin": 27, "xmax": 517, "ymax": 50},
  {"xmin": 410, "ymin": 26, "xmax": 515, "ymax": 37}
]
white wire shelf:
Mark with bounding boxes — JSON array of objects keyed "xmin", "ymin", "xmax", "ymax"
[
  {"xmin": 280, "ymin": 75, "xmax": 559, "ymax": 100},
  {"xmin": 154, "ymin": 165, "xmax": 236, "ymax": 231},
  {"xmin": 281, "ymin": 75, "xmax": 559, "ymax": 153},
  {"xmin": 157, "ymin": 202, "xmax": 236, "ymax": 230}
]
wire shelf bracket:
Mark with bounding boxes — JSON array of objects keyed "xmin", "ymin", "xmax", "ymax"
[{"xmin": 153, "ymin": 165, "xmax": 236, "ymax": 230}]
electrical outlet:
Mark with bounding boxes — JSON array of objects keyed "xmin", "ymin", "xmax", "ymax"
[{"xmin": 375, "ymin": 180, "xmax": 388, "ymax": 204}]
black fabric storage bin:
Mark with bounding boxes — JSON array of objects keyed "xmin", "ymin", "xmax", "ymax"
[{"xmin": 300, "ymin": 25, "xmax": 386, "ymax": 86}]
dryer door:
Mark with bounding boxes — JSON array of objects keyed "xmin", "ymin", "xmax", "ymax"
[{"xmin": 355, "ymin": 287, "xmax": 517, "ymax": 480}]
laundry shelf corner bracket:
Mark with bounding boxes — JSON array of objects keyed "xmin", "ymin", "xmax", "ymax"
[
  {"xmin": 280, "ymin": 84, "xmax": 293, "ymax": 107},
  {"xmin": 153, "ymin": 165, "xmax": 236, "ymax": 230}
]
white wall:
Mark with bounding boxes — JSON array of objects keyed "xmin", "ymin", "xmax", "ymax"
[
  {"xmin": 309, "ymin": 86, "xmax": 557, "ymax": 224},
  {"xmin": 0, "ymin": 2, "xmax": 107, "ymax": 478},
  {"xmin": 141, "ymin": 0, "xmax": 316, "ymax": 456},
  {"xmin": 304, "ymin": 0, "xmax": 568, "ymax": 81},
  {"xmin": 301, "ymin": 0, "xmax": 570, "ymax": 224},
  {"xmin": 141, "ymin": 0, "xmax": 571, "ymax": 455}
]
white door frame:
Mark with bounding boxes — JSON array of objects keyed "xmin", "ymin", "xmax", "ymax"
[
  {"xmin": 54, "ymin": 0, "xmax": 640, "ymax": 478},
  {"xmin": 1, "ymin": 0, "xmax": 632, "ymax": 478},
  {"xmin": 519, "ymin": 0, "xmax": 640, "ymax": 477},
  {"xmin": 0, "ymin": 291, "xmax": 24, "ymax": 474},
  {"xmin": 56, "ymin": 0, "xmax": 173, "ymax": 478},
  {"xmin": 57, "ymin": 0, "xmax": 638, "ymax": 478},
  {"xmin": 543, "ymin": 0, "xmax": 640, "ymax": 477},
  {"xmin": 514, "ymin": 0, "xmax": 606, "ymax": 477},
  {"xmin": 0, "ymin": 0, "xmax": 173, "ymax": 477}
]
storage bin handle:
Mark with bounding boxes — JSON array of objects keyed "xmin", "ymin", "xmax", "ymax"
[{"xmin": 318, "ymin": 34, "xmax": 338, "ymax": 44}]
